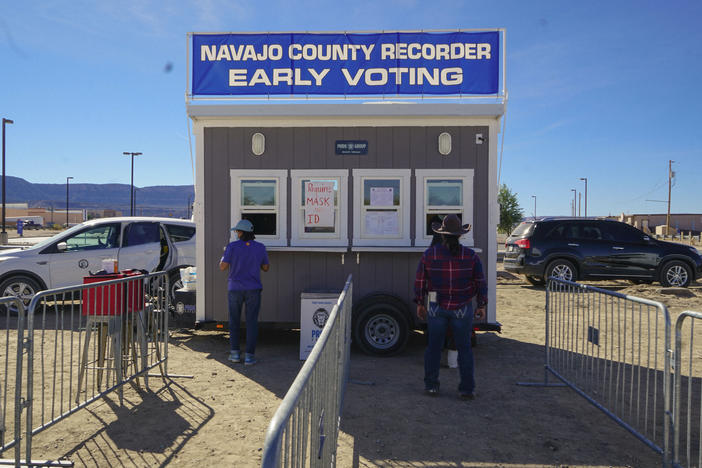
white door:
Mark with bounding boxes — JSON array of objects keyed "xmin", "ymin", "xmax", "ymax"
[
  {"xmin": 117, "ymin": 222, "xmax": 162, "ymax": 272},
  {"xmin": 46, "ymin": 222, "xmax": 122, "ymax": 288}
]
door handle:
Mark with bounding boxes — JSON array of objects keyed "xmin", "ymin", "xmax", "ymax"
[
  {"xmin": 36, "ymin": 261, "xmax": 47, "ymax": 265},
  {"xmin": 612, "ymin": 247, "xmax": 624, "ymax": 250},
  {"xmin": 568, "ymin": 243, "xmax": 579, "ymax": 247}
]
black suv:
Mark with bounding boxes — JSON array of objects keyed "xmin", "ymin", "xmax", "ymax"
[
  {"xmin": 503, "ymin": 218, "xmax": 702, "ymax": 287},
  {"xmin": 22, "ymin": 221, "xmax": 42, "ymax": 230}
]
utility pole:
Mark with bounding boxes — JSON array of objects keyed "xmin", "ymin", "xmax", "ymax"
[
  {"xmin": 666, "ymin": 160, "xmax": 675, "ymax": 235},
  {"xmin": 1, "ymin": 118, "xmax": 13, "ymax": 245},
  {"xmin": 578, "ymin": 193, "xmax": 582, "ymax": 217},
  {"xmin": 123, "ymin": 152, "xmax": 142, "ymax": 216},
  {"xmin": 571, "ymin": 189, "xmax": 577, "ymax": 216}
]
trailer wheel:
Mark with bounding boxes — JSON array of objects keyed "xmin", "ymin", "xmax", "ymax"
[{"xmin": 353, "ymin": 295, "xmax": 409, "ymax": 356}]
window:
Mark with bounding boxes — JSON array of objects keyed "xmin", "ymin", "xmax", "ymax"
[
  {"xmin": 416, "ymin": 169, "xmax": 474, "ymax": 246},
  {"xmin": 62, "ymin": 223, "xmax": 120, "ymax": 252},
  {"xmin": 511, "ymin": 222, "xmax": 536, "ymax": 238},
  {"xmin": 165, "ymin": 224, "xmax": 196, "ymax": 243},
  {"xmin": 352, "ymin": 169, "xmax": 411, "ymax": 246},
  {"xmin": 231, "ymin": 170, "xmax": 287, "ymax": 246},
  {"xmin": 575, "ymin": 223, "xmax": 604, "ymax": 241},
  {"xmin": 602, "ymin": 222, "xmax": 646, "ymax": 243},
  {"xmin": 291, "ymin": 170, "xmax": 348, "ymax": 246},
  {"xmin": 545, "ymin": 223, "xmax": 576, "ymax": 240},
  {"xmin": 124, "ymin": 222, "xmax": 160, "ymax": 247}
]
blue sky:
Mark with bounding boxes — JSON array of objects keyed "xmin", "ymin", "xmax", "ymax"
[{"xmin": 2, "ymin": 1, "xmax": 700, "ymax": 217}]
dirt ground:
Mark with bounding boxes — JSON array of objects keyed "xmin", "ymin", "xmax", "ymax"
[{"xmin": 5, "ymin": 264, "xmax": 701, "ymax": 467}]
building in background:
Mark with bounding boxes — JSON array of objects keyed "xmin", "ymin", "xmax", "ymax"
[
  {"xmin": 2, "ymin": 203, "xmax": 87, "ymax": 227},
  {"xmin": 616, "ymin": 213, "xmax": 702, "ymax": 235}
]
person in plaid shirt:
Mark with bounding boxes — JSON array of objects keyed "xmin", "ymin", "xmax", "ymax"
[{"xmin": 414, "ymin": 214, "xmax": 487, "ymax": 400}]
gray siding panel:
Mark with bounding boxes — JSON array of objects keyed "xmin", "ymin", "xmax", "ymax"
[{"xmin": 204, "ymin": 126, "xmax": 490, "ymax": 323}]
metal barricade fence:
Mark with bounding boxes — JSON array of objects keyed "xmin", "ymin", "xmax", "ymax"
[
  {"xmin": 261, "ymin": 275, "xmax": 353, "ymax": 468},
  {"xmin": 0, "ymin": 297, "xmax": 25, "ymax": 466},
  {"xmin": 520, "ymin": 278, "xmax": 673, "ymax": 466},
  {"xmin": 673, "ymin": 310, "xmax": 702, "ymax": 468},
  {"xmin": 2, "ymin": 271, "xmax": 169, "ymax": 466}
]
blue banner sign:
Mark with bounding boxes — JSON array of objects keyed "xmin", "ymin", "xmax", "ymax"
[{"xmin": 191, "ymin": 31, "xmax": 500, "ymax": 96}]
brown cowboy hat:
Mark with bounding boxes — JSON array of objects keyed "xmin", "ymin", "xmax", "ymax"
[{"xmin": 431, "ymin": 214, "xmax": 471, "ymax": 236}]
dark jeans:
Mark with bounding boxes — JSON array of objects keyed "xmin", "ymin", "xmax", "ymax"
[
  {"xmin": 424, "ymin": 302, "xmax": 475, "ymax": 394},
  {"xmin": 228, "ymin": 289, "xmax": 262, "ymax": 355}
]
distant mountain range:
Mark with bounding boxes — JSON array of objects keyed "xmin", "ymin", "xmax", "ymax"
[{"xmin": 5, "ymin": 176, "xmax": 194, "ymax": 217}]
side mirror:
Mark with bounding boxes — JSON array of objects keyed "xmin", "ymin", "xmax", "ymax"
[{"xmin": 57, "ymin": 242, "xmax": 68, "ymax": 252}]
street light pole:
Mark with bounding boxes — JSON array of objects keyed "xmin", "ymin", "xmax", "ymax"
[
  {"xmin": 66, "ymin": 177, "xmax": 73, "ymax": 228},
  {"xmin": 123, "ymin": 152, "xmax": 142, "ymax": 216},
  {"xmin": 571, "ymin": 189, "xmax": 577, "ymax": 216},
  {"xmin": 579, "ymin": 177, "xmax": 588, "ymax": 217},
  {"xmin": 1, "ymin": 118, "xmax": 14, "ymax": 245},
  {"xmin": 531, "ymin": 195, "xmax": 536, "ymax": 219},
  {"xmin": 667, "ymin": 160, "xmax": 675, "ymax": 235}
]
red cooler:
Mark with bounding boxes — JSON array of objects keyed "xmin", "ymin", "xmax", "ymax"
[{"xmin": 82, "ymin": 270, "xmax": 145, "ymax": 316}]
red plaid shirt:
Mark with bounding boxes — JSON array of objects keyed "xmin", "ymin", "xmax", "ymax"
[{"xmin": 414, "ymin": 244, "xmax": 488, "ymax": 310}]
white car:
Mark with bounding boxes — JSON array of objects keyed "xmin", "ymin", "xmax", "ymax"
[{"xmin": 0, "ymin": 217, "xmax": 195, "ymax": 309}]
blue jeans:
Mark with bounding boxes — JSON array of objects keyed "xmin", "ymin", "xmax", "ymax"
[
  {"xmin": 228, "ymin": 289, "xmax": 262, "ymax": 355},
  {"xmin": 424, "ymin": 302, "xmax": 475, "ymax": 394}
]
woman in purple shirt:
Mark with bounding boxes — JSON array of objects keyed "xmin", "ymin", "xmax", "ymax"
[{"xmin": 219, "ymin": 219, "xmax": 270, "ymax": 366}]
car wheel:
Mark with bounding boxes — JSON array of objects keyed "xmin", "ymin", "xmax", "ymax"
[
  {"xmin": 525, "ymin": 275, "xmax": 545, "ymax": 286},
  {"xmin": 660, "ymin": 260, "xmax": 692, "ymax": 288},
  {"xmin": 545, "ymin": 259, "xmax": 577, "ymax": 283},
  {"xmin": 353, "ymin": 295, "xmax": 409, "ymax": 356},
  {"xmin": 0, "ymin": 275, "xmax": 41, "ymax": 313}
]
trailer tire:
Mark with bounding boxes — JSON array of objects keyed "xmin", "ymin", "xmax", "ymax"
[{"xmin": 353, "ymin": 295, "xmax": 409, "ymax": 356}]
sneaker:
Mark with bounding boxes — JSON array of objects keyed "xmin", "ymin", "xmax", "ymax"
[
  {"xmin": 228, "ymin": 350, "xmax": 241, "ymax": 363},
  {"xmin": 244, "ymin": 354, "xmax": 257, "ymax": 366},
  {"xmin": 459, "ymin": 392, "xmax": 475, "ymax": 400},
  {"xmin": 424, "ymin": 387, "xmax": 439, "ymax": 396}
]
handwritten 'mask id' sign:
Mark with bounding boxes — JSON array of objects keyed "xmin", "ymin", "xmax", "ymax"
[{"xmin": 304, "ymin": 181, "xmax": 334, "ymax": 228}]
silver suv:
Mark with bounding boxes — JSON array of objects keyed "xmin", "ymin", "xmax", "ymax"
[{"xmin": 0, "ymin": 217, "xmax": 195, "ymax": 309}]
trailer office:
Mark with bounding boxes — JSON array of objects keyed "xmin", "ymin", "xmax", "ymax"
[{"xmin": 187, "ymin": 31, "xmax": 506, "ymax": 355}]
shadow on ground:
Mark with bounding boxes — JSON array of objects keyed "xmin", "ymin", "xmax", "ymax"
[
  {"xmin": 173, "ymin": 325, "xmax": 662, "ymax": 468},
  {"xmin": 48, "ymin": 379, "xmax": 214, "ymax": 468}
]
